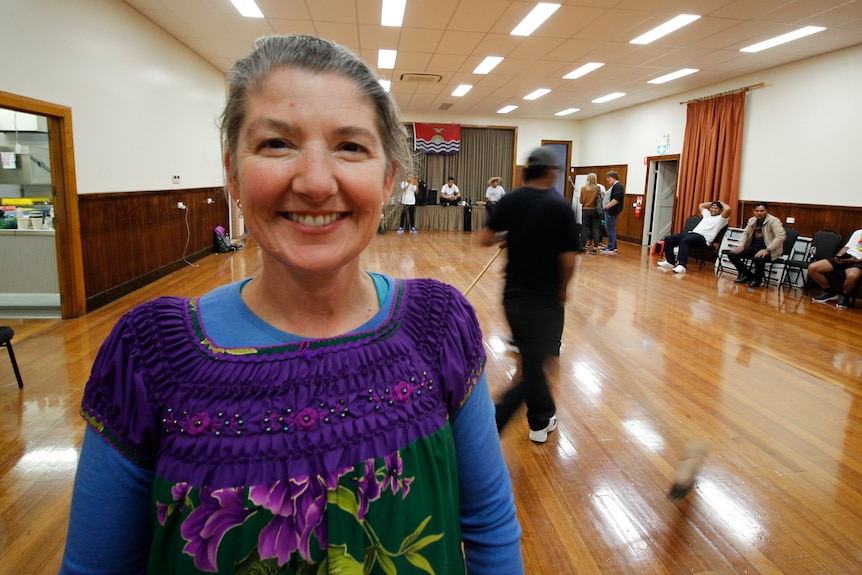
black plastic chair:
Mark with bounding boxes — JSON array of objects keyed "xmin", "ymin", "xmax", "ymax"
[
  {"xmin": 691, "ymin": 224, "xmax": 728, "ymax": 271},
  {"xmin": 764, "ymin": 228, "xmax": 799, "ymax": 287},
  {"xmin": 0, "ymin": 326, "xmax": 23, "ymax": 389},
  {"xmin": 683, "ymin": 215, "xmax": 701, "ymax": 233},
  {"xmin": 782, "ymin": 230, "xmax": 843, "ymax": 294}
]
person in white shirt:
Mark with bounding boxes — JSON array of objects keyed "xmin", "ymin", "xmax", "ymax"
[
  {"xmin": 485, "ymin": 177, "xmax": 505, "ymax": 219},
  {"xmin": 397, "ymin": 177, "xmax": 418, "ymax": 234},
  {"xmin": 657, "ymin": 201, "xmax": 731, "ymax": 273},
  {"xmin": 440, "ymin": 176, "xmax": 461, "ymax": 206},
  {"xmin": 810, "ymin": 228, "xmax": 862, "ymax": 309}
]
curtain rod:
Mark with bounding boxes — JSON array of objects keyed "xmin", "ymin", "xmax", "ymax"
[{"xmin": 680, "ymin": 82, "xmax": 765, "ymax": 105}]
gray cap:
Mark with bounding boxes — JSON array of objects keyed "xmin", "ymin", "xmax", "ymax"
[{"xmin": 524, "ymin": 146, "xmax": 561, "ymax": 168}]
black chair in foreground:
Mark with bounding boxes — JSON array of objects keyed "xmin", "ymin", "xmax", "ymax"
[
  {"xmin": 0, "ymin": 326, "xmax": 23, "ymax": 389},
  {"xmin": 782, "ymin": 230, "xmax": 843, "ymax": 294}
]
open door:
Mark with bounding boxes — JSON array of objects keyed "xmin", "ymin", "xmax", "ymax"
[{"xmin": 645, "ymin": 157, "xmax": 678, "ymax": 246}]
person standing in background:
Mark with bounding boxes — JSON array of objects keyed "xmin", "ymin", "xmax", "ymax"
[
  {"xmin": 485, "ymin": 176, "xmax": 505, "ymax": 220},
  {"xmin": 579, "ymin": 173, "xmax": 602, "ymax": 254},
  {"xmin": 397, "ymin": 176, "xmax": 417, "ymax": 234},
  {"xmin": 602, "ymin": 170, "xmax": 624, "ymax": 254}
]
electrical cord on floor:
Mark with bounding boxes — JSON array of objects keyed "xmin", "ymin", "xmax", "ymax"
[{"xmin": 181, "ymin": 206, "xmax": 199, "ymax": 268}]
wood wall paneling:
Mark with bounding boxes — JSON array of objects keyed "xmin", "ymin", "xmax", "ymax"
[
  {"xmin": 79, "ymin": 188, "xmax": 230, "ymax": 311},
  {"xmin": 735, "ymin": 201, "xmax": 861, "ymax": 242}
]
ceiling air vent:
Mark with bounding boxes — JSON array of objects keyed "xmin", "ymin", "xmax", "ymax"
[
  {"xmin": 400, "ymin": 73, "xmax": 443, "ymax": 83},
  {"xmin": 438, "ymin": 103, "xmax": 454, "ymax": 110}
]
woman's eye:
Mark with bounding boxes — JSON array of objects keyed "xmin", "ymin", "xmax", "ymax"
[
  {"xmin": 341, "ymin": 142, "xmax": 364, "ymax": 153},
  {"xmin": 261, "ymin": 139, "xmax": 287, "ymax": 150}
]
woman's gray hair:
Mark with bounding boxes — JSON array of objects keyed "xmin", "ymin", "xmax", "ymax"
[{"xmin": 219, "ymin": 34, "xmax": 412, "ymax": 191}]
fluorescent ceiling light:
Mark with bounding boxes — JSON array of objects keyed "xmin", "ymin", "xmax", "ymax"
[
  {"xmin": 524, "ymin": 89, "xmax": 551, "ymax": 100},
  {"xmin": 648, "ymin": 68, "xmax": 699, "ymax": 84},
  {"xmin": 555, "ymin": 108, "xmax": 580, "ymax": 116},
  {"xmin": 381, "ymin": 0, "xmax": 407, "ymax": 27},
  {"xmin": 473, "ymin": 56, "xmax": 504, "ymax": 74},
  {"xmin": 563, "ymin": 62, "xmax": 604, "ymax": 80},
  {"xmin": 630, "ymin": 14, "xmax": 700, "ymax": 44},
  {"xmin": 451, "ymin": 84, "xmax": 473, "ymax": 97},
  {"xmin": 378, "ymin": 49, "xmax": 397, "ymax": 69},
  {"xmin": 511, "ymin": 3, "xmax": 561, "ymax": 36},
  {"xmin": 379, "ymin": 79, "xmax": 391, "ymax": 92},
  {"xmin": 592, "ymin": 92, "xmax": 625, "ymax": 103},
  {"xmin": 497, "ymin": 105, "xmax": 518, "ymax": 114},
  {"xmin": 740, "ymin": 26, "xmax": 825, "ymax": 53},
  {"xmin": 229, "ymin": 0, "xmax": 263, "ymax": 18}
]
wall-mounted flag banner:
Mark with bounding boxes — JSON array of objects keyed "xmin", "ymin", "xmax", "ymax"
[{"xmin": 414, "ymin": 123, "xmax": 461, "ymax": 154}]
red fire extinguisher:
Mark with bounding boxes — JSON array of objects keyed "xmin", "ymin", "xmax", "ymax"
[{"xmin": 634, "ymin": 196, "xmax": 643, "ymax": 218}]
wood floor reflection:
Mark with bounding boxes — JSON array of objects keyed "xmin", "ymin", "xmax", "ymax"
[{"xmin": 2, "ymin": 231, "xmax": 862, "ymax": 574}]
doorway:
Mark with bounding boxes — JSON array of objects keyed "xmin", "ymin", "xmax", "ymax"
[
  {"xmin": 541, "ymin": 140, "xmax": 572, "ymax": 199},
  {"xmin": 644, "ymin": 156, "xmax": 679, "ymax": 246},
  {"xmin": 0, "ymin": 90, "xmax": 86, "ymax": 318}
]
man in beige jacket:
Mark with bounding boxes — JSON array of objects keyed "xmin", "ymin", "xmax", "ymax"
[{"xmin": 728, "ymin": 201, "xmax": 786, "ymax": 288}]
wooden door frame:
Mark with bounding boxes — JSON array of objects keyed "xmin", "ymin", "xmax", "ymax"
[
  {"xmin": 541, "ymin": 140, "xmax": 572, "ymax": 199},
  {"xmin": 0, "ymin": 91, "xmax": 86, "ymax": 318}
]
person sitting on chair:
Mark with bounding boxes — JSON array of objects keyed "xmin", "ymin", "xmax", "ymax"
[
  {"xmin": 810, "ymin": 228, "xmax": 862, "ymax": 309},
  {"xmin": 727, "ymin": 201, "xmax": 786, "ymax": 288},
  {"xmin": 658, "ymin": 200, "xmax": 731, "ymax": 274},
  {"xmin": 485, "ymin": 177, "xmax": 505, "ymax": 219},
  {"xmin": 440, "ymin": 176, "xmax": 461, "ymax": 206}
]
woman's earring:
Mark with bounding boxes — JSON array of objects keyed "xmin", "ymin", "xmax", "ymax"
[{"xmin": 236, "ymin": 200, "xmax": 242, "ymax": 210}]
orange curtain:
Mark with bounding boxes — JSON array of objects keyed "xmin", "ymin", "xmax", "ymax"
[{"xmin": 674, "ymin": 91, "xmax": 746, "ymax": 232}]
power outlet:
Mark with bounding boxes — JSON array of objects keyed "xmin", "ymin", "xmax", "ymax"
[
  {"xmin": 172, "ymin": 175, "xmax": 181, "ymax": 185},
  {"xmin": 206, "ymin": 198, "xmax": 214, "ymax": 204},
  {"xmin": 177, "ymin": 202, "xmax": 186, "ymax": 210}
]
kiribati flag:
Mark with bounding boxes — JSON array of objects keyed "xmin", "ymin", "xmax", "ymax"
[{"xmin": 414, "ymin": 123, "xmax": 461, "ymax": 154}]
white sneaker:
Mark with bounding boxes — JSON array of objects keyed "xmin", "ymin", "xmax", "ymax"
[
  {"xmin": 529, "ymin": 416, "xmax": 557, "ymax": 443},
  {"xmin": 673, "ymin": 265, "xmax": 687, "ymax": 274},
  {"xmin": 657, "ymin": 261, "xmax": 674, "ymax": 269}
]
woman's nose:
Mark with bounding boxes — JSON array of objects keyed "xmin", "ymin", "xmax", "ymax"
[{"xmin": 291, "ymin": 148, "xmax": 338, "ymax": 201}]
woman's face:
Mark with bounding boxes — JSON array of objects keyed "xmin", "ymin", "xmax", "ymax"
[{"xmin": 226, "ymin": 67, "xmax": 395, "ymax": 276}]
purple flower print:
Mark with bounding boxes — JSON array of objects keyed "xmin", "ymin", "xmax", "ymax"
[
  {"xmin": 380, "ymin": 452, "xmax": 413, "ymax": 499},
  {"xmin": 249, "ymin": 471, "xmax": 344, "ymax": 564},
  {"xmin": 355, "ymin": 459, "xmax": 382, "ymax": 520},
  {"xmin": 392, "ymin": 381, "xmax": 414, "ymax": 402},
  {"xmin": 293, "ymin": 407, "xmax": 319, "ymax": 431},
  {"xmin": 181, "ymin": 487, "xmax": 254, "ymax": 572},
  {"xmin": 157, "ymin": 482, "xmax": 192, "ymax": 525},
  {"xmin": 186, "ymin": 412, "xmax": 212, "ymax": 436}
]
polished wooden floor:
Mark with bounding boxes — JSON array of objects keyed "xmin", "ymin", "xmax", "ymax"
[{"xmin": 2, "ymin": 231, "xmax": 862, "ymax": 574}]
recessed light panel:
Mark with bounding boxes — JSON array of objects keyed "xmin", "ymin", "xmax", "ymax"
[
  {"xmin": 648, "ymin": 68, "xmax": 699, "ymax": 84},
  {"xmin": 592, "ymin": 92, "xmax": 625, "ymax": 103},
  {"xmin": 229, "ymin": 0, "xmax": 263, "ymax": 18},
  {"xmin": 740, "ymin": 26, "xmax": 825, "ymax": 53},
  {"xmin": 563, "ymin": 62, "xmax": 604, "ymax": 80},
  {"xmin": 511, "ymin": 3, "xmax": 560, "ymax": 36},
  {"xmin": 497, "ymin": 105, "xmax": 518, "ymax": 114},
  {"xmin": 381, "ymin": 0, "xmax": 407, "ymax": 27},
  {"xmin": 524, "ymin": 89, "xmax": 551, "ymax": 100},
  {"xmin": 474, "ymin": 57, "xmax": 504, "ymax": 74},
  {"xmin": 630, "ymin": 14, "xmax": 700, "ymax": 45}
]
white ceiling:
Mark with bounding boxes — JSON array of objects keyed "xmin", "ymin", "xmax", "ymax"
[{"xmin": 122, "ymin": 0, "xmax": 862, "ymax": 120}]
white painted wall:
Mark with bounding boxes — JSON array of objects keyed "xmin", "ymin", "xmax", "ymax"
[
  {"xmin": 579, "ymin": 44, "xmax": 862, "ymax": 206},
  {"xmin": 5, "ymin": 0, "xmax": 226, "ymax": 193}
]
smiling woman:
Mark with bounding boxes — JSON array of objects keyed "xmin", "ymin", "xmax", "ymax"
[{"xmin": 57, "ymin": 35, "xmax": 523, "ymax": 575}]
